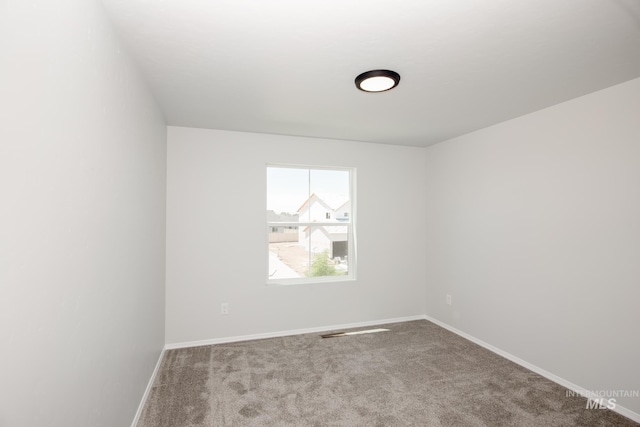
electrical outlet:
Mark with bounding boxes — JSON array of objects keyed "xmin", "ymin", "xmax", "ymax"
[
  {"xmin": 221, "ymin": 302, "xmax": 229, "ymax": 315},
  {"xmin": 446, "ymin": 294, "xmax": 452, "ymax": 306}
]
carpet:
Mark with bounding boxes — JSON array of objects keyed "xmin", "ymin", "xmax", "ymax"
[{"xmin": 137, "ymin": 320, "xmax": 638, "ymax": 426}]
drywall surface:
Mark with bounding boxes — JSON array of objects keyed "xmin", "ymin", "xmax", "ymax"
[
  {"xmin": 165, "ymin": 127, "xmax": 426, "ymax": 344},
  {"xmin": 0, "ymin": 1, "xmax": 166, "ymax": 426},
  {"xmin": 424, "ymin": 78, "xmax": 640, "ymax": 413}
]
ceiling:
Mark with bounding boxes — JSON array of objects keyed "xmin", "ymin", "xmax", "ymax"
[{"xmin": 101, "ymin": 0, "xmax": 640, "ymax": 147}]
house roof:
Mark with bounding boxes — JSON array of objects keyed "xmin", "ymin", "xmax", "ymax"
[
  {"xmin": 297, "ymin": 193, "xmax": 349, "ymax": 213},
  {"xmin": 267, "ymin": 210, "xmax": 299, "ymax": 222}
]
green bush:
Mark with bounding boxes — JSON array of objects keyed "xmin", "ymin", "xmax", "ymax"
[{"xmin": 308, "ymin": 250, "xmax": 339, "ymax": 277}]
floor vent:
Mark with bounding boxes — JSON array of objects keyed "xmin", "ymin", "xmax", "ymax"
[
  {"xmin": 321, "ymin": 328, "xmax": 389, "ymax": 338},
  {"xmin": 321, "ymin": 332, "xmax": 346, "ymax": 339}
]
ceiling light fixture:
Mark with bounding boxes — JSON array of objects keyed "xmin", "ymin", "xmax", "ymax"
[{"xmin": 355, "ymin": 69, "xmax": 400, "ymax": 92}]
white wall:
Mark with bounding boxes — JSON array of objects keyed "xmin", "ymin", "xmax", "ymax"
[
  {"xmin": 166, "ymin": 127, "xmax": 426, "ymax": 344},
  {"xmin": 425, "ymin": 78, "xmax": 640, "ymax": 413},
  {"xmin": 0, "ymin": 1, "xmax": 166, "ymax": 426}
]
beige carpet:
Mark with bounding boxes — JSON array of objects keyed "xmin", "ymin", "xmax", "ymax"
[{"xmin": 137, "ymin": 320, "xmax": 638, "ymax": 426}]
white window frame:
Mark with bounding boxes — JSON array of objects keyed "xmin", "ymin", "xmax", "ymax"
[{"xmin": 266, "ymin": 164, "xmax": 356, "ymax": 285}]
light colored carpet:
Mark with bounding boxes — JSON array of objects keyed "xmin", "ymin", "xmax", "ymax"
[{"xmin": 137, "ymin": 320, "xmax": 638, "ymax": 426}]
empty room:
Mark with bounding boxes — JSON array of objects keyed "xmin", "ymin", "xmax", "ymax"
[{"xmin": 1, "ymin": 0, "xmax": 639, "ymax": 426}]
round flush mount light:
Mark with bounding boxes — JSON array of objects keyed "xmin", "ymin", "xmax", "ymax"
[{"xmin": 355, "ymin": 69, "xmax": 400, "ymax": 92}]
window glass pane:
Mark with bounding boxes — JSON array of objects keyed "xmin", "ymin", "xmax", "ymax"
[
  {"xmin": 268, "ymin": 237, "xmax": 308, "ymax": 279},
  {"xmin": 307, "ymin": 225, "xmax": 349, "ymax": 277},
  {"xmin": 309, "ymin": 169, "xmax": 350, "ymax": 220},
  {"xmin": 267, "ymin": 167, "xmax": 309, "ymax": 221}
]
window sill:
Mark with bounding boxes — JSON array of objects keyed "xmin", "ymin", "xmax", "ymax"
[{"xmin": 266, "ymin": 276, "xmax": 356, "ymax": 287}]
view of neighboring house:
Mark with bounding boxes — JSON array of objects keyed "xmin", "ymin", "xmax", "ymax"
[{"xmin": 297, "ymin": 193, "xmax": 350, "ymax": 260}]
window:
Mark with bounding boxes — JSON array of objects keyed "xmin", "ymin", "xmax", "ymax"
[{"xmin": 267, "ymin": 165, "xmax": 355, "ymax": 284}]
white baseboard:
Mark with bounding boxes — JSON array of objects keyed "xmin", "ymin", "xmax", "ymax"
[
  {"xmin": 130, "ymin": 348, "xmax": 166, "ymax": 427},
  {"xmin": 423, "ymin": 315, "xmax": 640, "ymax": 424},
  {"xmin": 164, "ymin": 314, "xmax": 426, "ymax": 350}
]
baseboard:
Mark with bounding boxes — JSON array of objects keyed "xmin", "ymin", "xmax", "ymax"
[
  {"xmin": 423, "ymin": 315, "xmax": 640, "ymax": 424},
  {"xmin": 130, "ymin": 347, "xmax": 166, "ymax": 427},
  {"xmin": 164, "ymin": 314, "xmax": 425, "ymax": 350}
]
